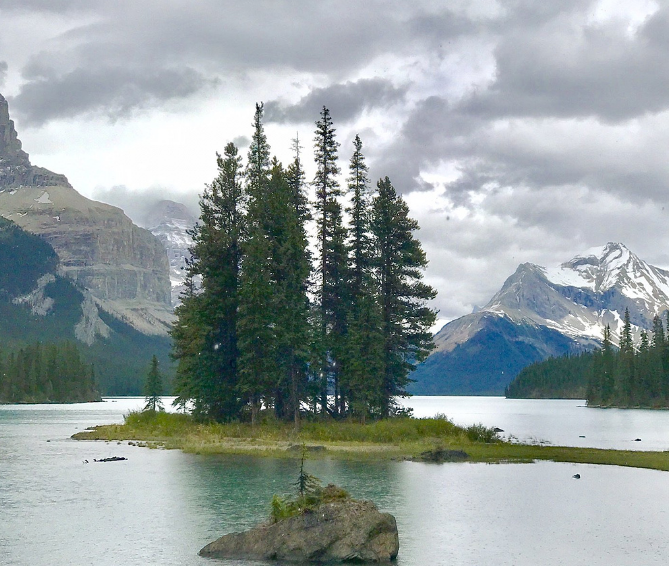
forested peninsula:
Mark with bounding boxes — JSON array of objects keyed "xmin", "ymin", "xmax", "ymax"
[
  {"xmin": 507, "ymin": 309, "xmax": 669, "ymax": 408},
  {"xmin": 0, "ymin": 342, "xmax": 100, "ymax": 403}
]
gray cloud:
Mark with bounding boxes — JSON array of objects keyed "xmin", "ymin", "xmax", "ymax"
[
  {"xmin": 462, "ymin": 6, "xmax": 669, "ymax": 122},
  {"xmin": 12, "ymin": 66, "xmax": 217, "ymax": 125},
  {"xmin": 232, "ymin": 135, "xmax": 250, "ymax": 149},
  {"xmin": 6, "ymin": 0, "xmax": 669, "ymax": 323},
  {"xmin": 92, "ymin": 185, "xmax": 199, "ymax": 228},
  {"xmin": 0, "ymin": 0, "xmax": 93, "ymax": 12},
  {"xmin": 0, "ymin": 61, "xmax": 7, "ymax": 88},
  {"xmin": 4, "ymin": 2, "xmax": 471, "ymax": 125},
  {"xmin": 265, "ymin": 78, "xmax": 408, "ymax": 124}
]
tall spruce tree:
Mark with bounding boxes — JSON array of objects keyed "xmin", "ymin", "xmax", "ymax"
[
  {"xmin": 647, "ymin": 315, "xmax": 666, "ymax": 401},
  {"xmin": 341, "ymin": 134, "xmax": 383, "ymax": 419},
  {"xmin": 282, "ymin": 138, "xmax": 313, "ymax": 425},
  {"xmin": 171, "ymin": 142, "xmax": 245, "ymax": 421},
  {"xmin": 263, "ymin": 159, "xmax": 312, "ymax": 423},
  {"xmin": 371, "ymin": 176, "xmax": 437, "ymax": 416},
  {"xmin": 618, "ymin": 308, "xmax": 635, "ymax": 403},
  {"xmin": 237, "ymin": 103, "xmax": 277, "ymax": 424},
  {"xmin": 312, "ymin": 106, "xmax": 347, "ymax": 415},
  {"xmin": 600, "ymin": 324, "xmax": 616, "ymax": 403},
  {"xmin": 346, "ymin": 134, "xmax": 372, "ymax": 299}
]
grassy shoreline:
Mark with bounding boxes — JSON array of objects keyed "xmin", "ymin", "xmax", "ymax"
[{"xmin": 71, "ymin": 410, "xmax": 669, "ymax": 471}]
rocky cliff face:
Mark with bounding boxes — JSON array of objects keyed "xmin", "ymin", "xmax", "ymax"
[
  {"xmin": 0, "ymin": 95, "xmax": 70, "ymax": 188},
  {"xmin": 0, "ymin": 93, "xmax": 173, "ymax": 335}
]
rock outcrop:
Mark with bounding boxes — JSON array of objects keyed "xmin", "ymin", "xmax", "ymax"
[
  {"xmin": 199, "ymin": 499, "xmax": 399, "ymax": 563},
  {"xmin": 0, "ymin": 93, "xmax": 173, "ymax": 335},
  {"xmin": 0, "ymin": 94, "xmax": 69, "ymax": 188}
]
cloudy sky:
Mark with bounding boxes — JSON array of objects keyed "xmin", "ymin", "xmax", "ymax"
[{"xmin": 1, "ymin": 0, "xmax": 668, "ymax": 328}]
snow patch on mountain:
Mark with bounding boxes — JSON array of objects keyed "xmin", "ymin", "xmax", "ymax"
[
  {"xmin": 434, "ymin": 243, "xmax": 669, "ymax": 357},
  {"xmin": 146, "ymin": 200, "xmax": 195, "ymax": 306}
]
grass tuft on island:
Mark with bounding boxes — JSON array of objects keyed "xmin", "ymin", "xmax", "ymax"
[{"xmin": 71, "ymin": 410, "xmax": 669, "ymax": 472}]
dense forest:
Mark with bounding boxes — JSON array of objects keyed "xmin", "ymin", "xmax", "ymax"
[
  {"xmin": 0, "ymin": 341, "xmax": 100, "ymax": 403},
  {"xmin": 171, "ymin": 104, "xmax": 437, "ymax": 423},
  {"xmin": 505, "ymin": 352, "xmax": 592, "ymax": 399},
  {"xmin": 506, "ymin": 309, "xmax": 669, "ymax": 408}
]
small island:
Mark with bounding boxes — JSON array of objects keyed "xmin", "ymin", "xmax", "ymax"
[
  {"xmin": 200, "ymin": 474, "xmax": 399, "ymax": 563},
  {"xmin": 73, "ymin": 409, "xmax": 669, "ymax": 472}
]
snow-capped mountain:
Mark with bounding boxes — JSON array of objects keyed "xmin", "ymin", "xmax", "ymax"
[
  {"xmin": 484, "ymin": 242, "xmax": 669, "ymax": 344},
  {"xmin": 412, "ymin": 243, "xmax": 669, "ymax": 395},
  {"xmin": 146, "ymin": 200, "xmax": 196, "ymax": 306}
]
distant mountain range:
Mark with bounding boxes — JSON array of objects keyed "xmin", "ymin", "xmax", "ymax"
[{"xmin": 410, "ymin": 243, "xmax": 669, "ymax": 395}]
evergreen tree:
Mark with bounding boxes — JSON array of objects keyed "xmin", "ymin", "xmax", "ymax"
[
  {"xmin": 346, "ymin": 134, "xmax": 372, "ymax": 300},
  {"xmin": 600, "ymin": 324, "xmax": 616, "ymax": 403},
  {"xmin": 278, "ymin": 142, "xmax": 313, "ymax": 426},
  {"xmin": 617, "ymin": 308, "xmax": 635, "ymax": 403},
  {"xmin": 171, "ymin": 141, "xmax": 245, "ymax": 421},
  {"xmin": 646, "ymin": 315, "xmax": 666, "ymax": 401},
  {"xmin": 370, "ymin": 177, "xmax": 437, "ymax": 416},
  {"xmin": 144, "ymin": 355, "xmax": 164, "ymax": 411},
  {"xmin": 237, "ymin": 102, "xmax": 277, "ymax": 424},
  {"xmin": 312, "ymin": 106, "xmax": 347, "ymax": 415},
  {"xmin": 0, "ymin": 342, "xmax": 98, "ymax": 403},
  {"xmin": 340, "ymin": 134, "xmax": 383, "ymax": 419}
]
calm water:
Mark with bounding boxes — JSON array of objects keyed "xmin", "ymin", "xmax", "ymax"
[{"xmin": 2, "ymin": 397, "xmax": 669, "ymax": 565}]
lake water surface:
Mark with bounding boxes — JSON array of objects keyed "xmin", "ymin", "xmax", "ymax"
[{"xmin": 2, "ymin": 397, "xmax": 669, "ymax": 565}]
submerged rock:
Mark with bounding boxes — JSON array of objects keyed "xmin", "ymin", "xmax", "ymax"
[{"xmin": 199, "ymin": 499, "xmax": 399, "ymax": 563}]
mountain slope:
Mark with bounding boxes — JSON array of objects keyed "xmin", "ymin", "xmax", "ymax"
[
  {"xmin": 410, "ymin": 243, "xmax": 669, "ymax": 395},
  {"xmin": 0, "ymin": 92, "xmax": 173, "ymax": 335},
  {"xmin": 0, "ymin": 199, "xmax": 171, "ymax": 395}
]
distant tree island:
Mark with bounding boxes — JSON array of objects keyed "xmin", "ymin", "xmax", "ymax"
[
  {"xmin": 171, "ymin": 103, "xmax": 437, "ymax": 424},
  {"xmin": 0, "ymin": 341, "xmax": 100, "ymax": 404}
]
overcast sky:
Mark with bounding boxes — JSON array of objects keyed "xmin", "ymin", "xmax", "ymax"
[{"xmin": 1, "ymin": 0, "xmax": 668, "ymax": 329}]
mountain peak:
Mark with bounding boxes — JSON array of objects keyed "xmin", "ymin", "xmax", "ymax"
[
  {"xmin": 0, "ymin": 93, "xmax": 30, "ymax": 168},
  {"xmin": 0, "ymin": 92, "xmax": 69, "ymax": 188},
  {"xmin": 544, "ymin": 242, "xmax": 655, "ymax": 294}
]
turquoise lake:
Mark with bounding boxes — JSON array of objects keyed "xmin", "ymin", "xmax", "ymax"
[{"xmin": 2, "ymin": 397, "xmax": 669, "ymax": 565}]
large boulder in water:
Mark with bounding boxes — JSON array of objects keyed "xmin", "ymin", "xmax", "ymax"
[{"xmin": 199, "ymin": 499, "xmax": 399, "ymax": 563}]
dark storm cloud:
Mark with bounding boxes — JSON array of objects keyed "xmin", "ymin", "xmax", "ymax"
[
  {"xmin": 5, "ymin": 1, "xmax": 473, "ymax": 125},
  {"xmin": 264, "ymin": 78, "xmax": 408, "ymax": 124},
  {"xmin": 12, "ymin": 66, "xmax": 217, "ymax": 126},
  {"xmin": 370, "ymin": 96, "xmax": 485, "ymax": 195},
  {"xmin": 0, "ymin": 62, "xmax": 7, "ymax": 88}
]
